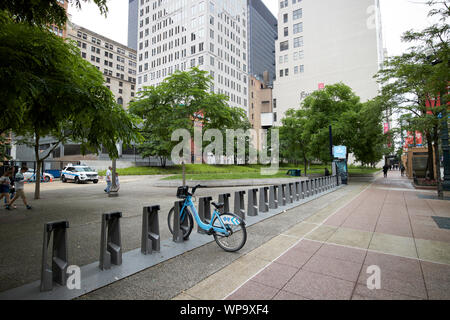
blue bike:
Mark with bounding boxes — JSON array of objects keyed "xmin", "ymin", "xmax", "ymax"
[{"xmin": 168, "ymin": 185, "xmax": 247, "ymax": 252}]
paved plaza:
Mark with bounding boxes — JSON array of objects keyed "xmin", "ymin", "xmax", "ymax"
[
  {"xmin": 0, "ymin": 171, "xmax": 449, "ymax": 300},
  {"xmin": 179, "ymin": 171, "xmax": 450, "ymax": 300}
]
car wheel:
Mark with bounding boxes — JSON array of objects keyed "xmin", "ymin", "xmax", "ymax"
[
  {"xmin": 44, "ymin": 176, "xmax": 50, "ymax": 182},
  {"xmin": 62, "ymin": 175, "xmax": 67, "ymax": 183},
  {"xmin": 93, "ymin": 180, "xmax": 98, "ymax": 184},
  {"xmin": 74, "ymin": 177, "xmax": 80, "ymax": 184}
]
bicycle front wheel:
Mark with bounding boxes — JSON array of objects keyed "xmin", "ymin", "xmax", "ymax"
[
  {"xmin": 212, "ymin": 213, "xmax": 247, "ymax": 252},
  {"xmin": 167, "ymin": 206, "xmax": 194, "ymax": 240}
]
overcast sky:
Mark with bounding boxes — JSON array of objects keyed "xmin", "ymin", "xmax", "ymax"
[{"xmin": 68, "ymin": 0, "xmax": 437, "ymax": 56}]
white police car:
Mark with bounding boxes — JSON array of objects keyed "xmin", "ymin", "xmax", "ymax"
[{"xmin": 61, "ymin": 165, "xmax": 99, "ymax": 184}]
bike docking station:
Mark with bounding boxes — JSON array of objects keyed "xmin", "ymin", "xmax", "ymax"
[
  {"xmin": 269, "ymin": 185, "xmax": 278, "ymax": 209},
  {"xmin": 247, "ymin": 188, "xmax": 259, "ymax": 217},
  {"xmin": 278, "ymin": 184, "xmax": 287, "ymax": 207},
  {"xmin": 198, "ymin": 196, "xmax": 212, "ymax": 234},
  {"xmin": 234, "ymin": 190, "xmax": 246, "ymax": 220},
  {"xmin": 141, "ymin": 206, "xmax": 161, "ymax": 255},
  {"xmin": 99, "ymin": 212, "xmax": 123, "ymax": 270},
  {"xmin": 218, "ymin": 193, "xmax": 231, "ymax": 213},
  {"xmin": 259, "ymin": 186, "xmax": 269, "ymax": 213},
  {"xmin": 288, "ymin": 183, "xmax": 295, "ymax": 204},
  {"xmin": 173, "ymin": 200, "xmax": 187, "ymax": 243},
  {"xmin": 40, "ymin": 220, "xmax": 69, "ymax": 292},
  {"xmin": 0, "ymin": 175, "xmax": 343, "ymax": 300}
]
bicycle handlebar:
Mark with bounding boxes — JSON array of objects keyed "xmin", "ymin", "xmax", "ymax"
[{"xmin": 190, "ymin": 184, "xmax": 203, "ymax": 196}]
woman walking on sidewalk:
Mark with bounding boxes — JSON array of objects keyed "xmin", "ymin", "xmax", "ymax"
[
  {"xmin": 0, "ymin": 169, "xmax": 12, "ymax": 209},
  {"xmin": 8, "ymin": 166, "xmax": 32, "ymax": 210}
]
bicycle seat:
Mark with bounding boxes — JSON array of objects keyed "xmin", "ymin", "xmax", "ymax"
[{"xmin": 211, "ymin": 202, "xmax": 224, "ymax": 209}]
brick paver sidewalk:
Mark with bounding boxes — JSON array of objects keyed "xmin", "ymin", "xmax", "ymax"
[{"xmin": 178, "ymin": 171, "xmax": 450, "ymax": 300}]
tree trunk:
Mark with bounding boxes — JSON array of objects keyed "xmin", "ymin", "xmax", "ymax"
[
  {"xmin": 34, "ymin": 134, "xmax": 41, "ymax": 200},
  {"xmin": 426, "ymin": 131, "xmax": 435, "ymax": 180},
  {"xmin": 303, "ymin": 155, "xmax": 308, "ymax": 177},
  {"xmin": 111, "ymin": 158, "xmax": 117, "ymax": 189},
  {"xmin": 433, "ymin": 126, "xmax": 443, "ymax": 199}
]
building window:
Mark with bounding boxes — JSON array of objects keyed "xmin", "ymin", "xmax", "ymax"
[
  {"xmin": 117, "ymin": 97, "xmax": 123, "ymax": 105},
  {"xmin": 284, "ymin": 27, "xmax": 288, "ymax": 37},
  {"xmin": 283, "ymin": 13, "xmax": 288, "ymax": 23},
  {"xmin": 293, "ymin": 9, "xmax": 302, "ymax": 20},
  {"xmin": 293, "ymin": 23, "xmax": 303, "ymax": 34},
  {"xmin": 293, "ymin": 36, "xmax": 303, "ymax": 48},
  {"xmin": 280, "ymin": 41, "xmax": 289, "ymax": 51}
]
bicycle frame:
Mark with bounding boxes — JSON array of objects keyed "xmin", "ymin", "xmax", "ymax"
[{"xmin": 181, "ymin": 196, "xmax": 230, "ymax": 236}]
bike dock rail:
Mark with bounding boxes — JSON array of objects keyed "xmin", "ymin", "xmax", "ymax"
[{"xmin": 0, "ymin": 176, "xmax": 342, "ymax": 300}]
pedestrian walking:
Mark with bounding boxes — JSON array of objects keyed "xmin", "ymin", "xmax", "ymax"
[
  {"xmin": 383, "ymin": 164, "xmax": 389, "ymax": 178},
  {"xmin": 3, "ymin": 167, "xmax": 15, "ymax": 207},
  {"xmin": 8, "ymin": 166, "xmax": 32, "ymax": 210},
  {"xmin": 0, "ymin": 170, "xmax": 12, "ymax": 210},
  {"xmin": 104, "ymin": 166, "xmax": 112, "ymax": 194},
  {"xmin": 400, "ymin": 164, "xmax": 405, "ymax": 177}
]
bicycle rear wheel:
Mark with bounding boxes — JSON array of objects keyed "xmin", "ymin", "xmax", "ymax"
[
  {"xmin": 167, "ymin": 206, "xmax": 194, "ymax": 240},
  {"xmin": 212, "ymin": 213, "xmax": 247, "ymax": 252}
]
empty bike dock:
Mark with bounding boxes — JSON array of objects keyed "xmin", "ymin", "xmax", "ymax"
[{"xmin": 0, "ymin": 175, "xmax": 341, "ymax": 300}]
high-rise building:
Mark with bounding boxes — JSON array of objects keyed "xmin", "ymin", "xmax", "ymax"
[
  {"xmin": 272, "ymin": 0, "xmax": 384, "ymax": 126},
  {"xmin": 49, "ymin": 0, "xmax": 69, "ymax": 37},
  {"xmin": 135, "ymin": 0, "xmax": 249, "ymax": 112},
  {"xmin": 249, "ymin": 72, "xmax": 274, "ymax": 150},
  {"xmin": 247, "ymin": 0, "xmax": 277, "ymax": 86},
  {"xmin": 67, "ymin": 22, "xmax": 137, "ymax": 109},
  {"xmin": 128, "ymin": 0, "xmax": 139, "ymax": 50}
]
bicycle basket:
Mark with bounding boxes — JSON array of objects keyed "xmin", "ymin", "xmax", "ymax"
[{"xmin": 176, "ymin": 186, "xmax": 189, "ymax": 199}]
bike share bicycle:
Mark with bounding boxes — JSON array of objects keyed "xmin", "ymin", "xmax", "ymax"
[{"xmin": 168, "ymin": 184, "xmax": 247, "ymax": 252}]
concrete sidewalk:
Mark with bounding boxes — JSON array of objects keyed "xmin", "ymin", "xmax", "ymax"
[{"xmin": 175, "ymin": 171, "xmax": 450, "ymax": 300}]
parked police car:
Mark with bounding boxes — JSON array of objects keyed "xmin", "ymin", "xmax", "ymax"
[{"xmin": 61, "ymin": 165, "xmax": 99, "ymax": 184}]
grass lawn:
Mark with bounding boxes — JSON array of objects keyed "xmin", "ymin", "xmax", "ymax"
[{"xmin": 99, "ymin": 163, "xmax": 379, "ymax": 180}]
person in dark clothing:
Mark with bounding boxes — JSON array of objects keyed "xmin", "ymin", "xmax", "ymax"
[
  {"xmin": 400, "ymin": 164, "xmax": 405, "ymax": 177},
  {"xmin": 324, "ymin": 168, "xmax": 330, "ymax": 176},
  {"xmin": 383, "ymin": 165, "xmax": 389, "ymax": 178}
]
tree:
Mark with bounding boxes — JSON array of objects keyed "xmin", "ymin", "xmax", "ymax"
[
  {"xmin": 375, "ymin": 0, "xmax": 449, "ymax": 197},
  {"xmin": 129, "ymin": 68, "xmax": 250, "ymax": 166},
  {"xmin": 301, "ymin": 83, "xmax": 364, "ymax": 164},
  {"xmin": 0, "ymin": 0, "xmax": 108, "ymax": 27},
  {"xmin": 351, "ymin": 97, "xmax": 389, "ymax": 167},
  {"xmin": 1, "ymin": 17, "xmax": 140, "ymax": 198},
  {"xmin": 279, "ymin": 109, "xmax": 312, "ymax": 175}
]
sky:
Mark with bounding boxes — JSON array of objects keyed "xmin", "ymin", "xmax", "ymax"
[{"xmin": 68, "ymin": 0, "xmax": 437, "ymax": 56}]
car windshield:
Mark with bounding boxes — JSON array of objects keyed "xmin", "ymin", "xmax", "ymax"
[{"xmin": 75, "ymin": 167, "xmax": 94, "ymax": 172}]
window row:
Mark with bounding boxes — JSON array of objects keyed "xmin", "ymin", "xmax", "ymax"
[{"xmin": 279, "ymin": 65, "xmax": 304, "ymax": 77}]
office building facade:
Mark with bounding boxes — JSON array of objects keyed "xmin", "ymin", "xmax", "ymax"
[
  {"xmin": 247, "ymin": 0, "xmax": 277, "ymax": 86},
  {"xmin": 272, "ymin": 0, "xmax": 384, "ymax": 126},
  {"xmin": 135, "ymin": 0, "xmax": 249, "ymax": 111},
  {"xmin": 128, "ymin": 0, "xmax": 139, "ymax": 50},
  {"xmin": 67, "ymin": 22, "xmax": 137, "ymax": 108}
]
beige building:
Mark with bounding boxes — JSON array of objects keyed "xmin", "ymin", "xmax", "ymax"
[
  {"xmin": 249, "ymin": 72, "xmax": 274, "ymax": 150},
  {"xmin": 67, "ymin": 21, "xmax": 137, "ymax": 108},
  {"xmin": 273, "ymin": 0, "xmax": 384, "ymax": 126}
]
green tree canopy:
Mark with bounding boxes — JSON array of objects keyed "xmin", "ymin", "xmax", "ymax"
[
  {"xmin": 0, "ymin": 0, "xmax": 108, "ymax": 27},
  {"xmin": 0, "ymin": 16, "xmax": 140, "ymax": 198},
  {"xmin": 375, "ymin": 0, "xmax": 449, "ymax": 195},
  {"xmin": 279, "ymin": 83, "xmax": 387, "ymax": 168},
  {"xmin": 129, "ymin": 68, "xmax": 251, "ymax": 166}
]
